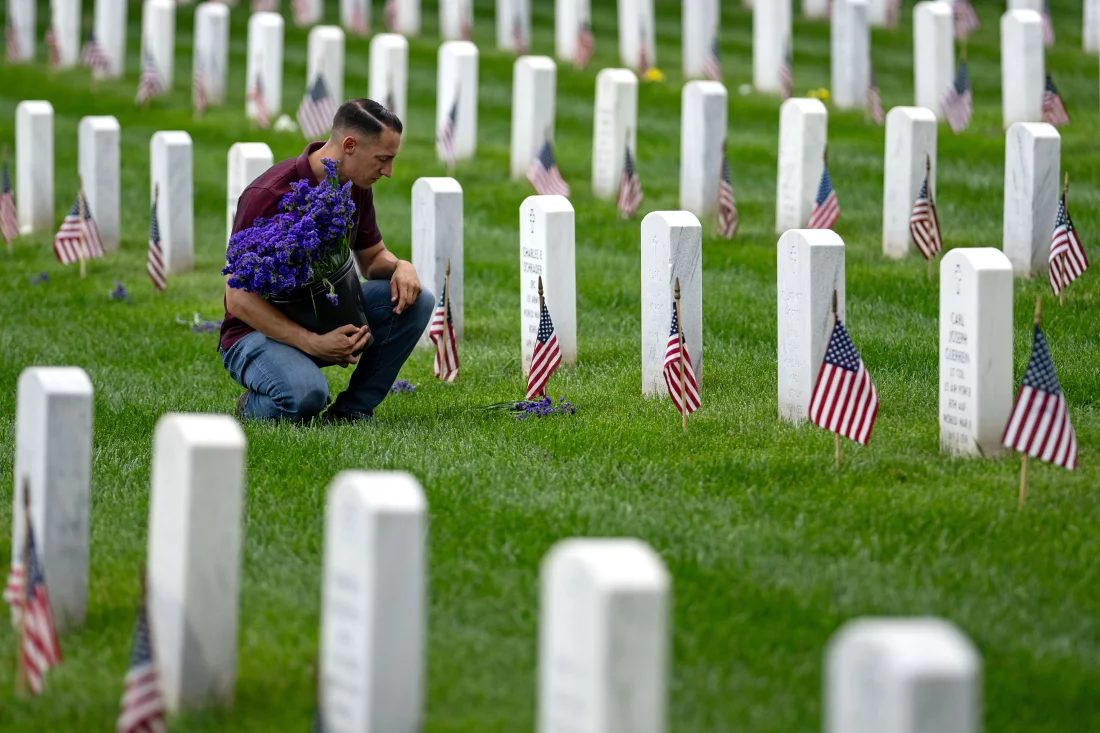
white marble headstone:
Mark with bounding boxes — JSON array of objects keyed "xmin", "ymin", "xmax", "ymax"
[
  {"xmin": 682, "ymin": 0, "xmax": 719, "ymax": 79},
  {"xmin": 1003, "ymin": 122, "xmax": 1060, "ymax": 277},
  {"xmin": 246, "ymin": 12, "xmax": 285, "ymax": 120},
  {"xmin": 555, "ymin": 0, "xmax": 590, "ymax": 62},
  {"xmin": 1001, "ymin": 10, "xmax": 1044, "ymax": 129},
  {"xmin": 320, "ymin": 471, "xmax": 426, "ymax": 733},
  {"xmin": 1086, "ymin": 0, "xmax": 1100, "ymax": 53},
  {"xmin": 510, "ymin": 56, "xmax": 557, "ymax": 179},
  {"xmin": 776, "ymin": 98, "xmax": 828, "ymax": 233},
  {"xmin": 436, "ymin": 41, "xmax": 479, "ymax": 161},
  {"xmin": 440, "ymin": 0, "xmax": 473, "ymax": 41},
  {"xmin": 369, "ymin": 33, "xmax": 409, "ymax": 122},
  {"xmin": 389, "ymin": 0, "xmax": 420, "ymax": 35},
  {"xmin": 497, "ymin": 0, "xmax": 530, "ymax": 52},
  {"xmin": 913, "ymin": 2, "xmax": 954, "ymax": 120},
  {"xmin": 412, "ymin": 177, "xmax": 464, "ymax": 344},
  {"xmin": 641, "ymin": 212, "xmax": 703, "ymax": 398},
  {"xmin": 10, "ymin": 367, "xmax": 93, "ymax": 632},
  {"xmin": 78, "ymin": 116, "xmax": 120, "ymax": 253},
  {"xmin": 679, "ymin": 81, "xmax": 728, "ymax": 219},
  {"xmin": 592, "ymin": 69, "xmax": 638, "ymax": 199},
  {"xmin": 227, "ymin": 143, "xmax": 274, "ymax": 244},
  {"xmin": 7, "ymin": 0, "xmax": 35, "ymax": 62},
  {"xmin": 777, "ymin": 229, "xmax": 846, "ymax": 423},
  {"xmin": 194, "ymin": 3, "xmax": 229, "ymax": 106},
  {"xmin": 340, "ymin": 0, "xmax": 370, "ymax": 35},
  {"xmin": 141, "ymin": 0, "xmax": 176, "ymax": 91},
  {"xmin": 537, "ymin": 538, "xmax": 670, "ymax": 733},
  {"xmin": 51, "ymin": 0, "xmax": 81, "ymax": 67},
  {"xmin": 520, "ymin": 195, "xmax": 577, "ymax": 376},
  {"xmin": 618, "ymin": 0, "xmax": 656, "ymax": 72},
  {"xmin": 825, "ymin": 618, "xmax": 981, "ymax": 733},
  {"xmin": 831, "ymin": 0, "xmax": 870, "ymax": 110},
  {"xmin": 939, "ymin": 248, "xmax": 1014, "ymax": 457},
  {"xmin": 15, "ymin": 101, "xmax": 53, "ymax": 234},
  {"xmin": 882, "ymin": 107, "xmax": 937, "ymax": 258},
  {"xmin": 804, "ymin": 0, "xmax": 829, "ymax": 19},
  {"xmin": 93, "ymin": 0, "xmax": 127, "ymax": 77},
  {"xmin": 147, "ymin": 414, "xmax": 246, "ymax": 712},
  {"xmin": 753, "ymin": 0, "xmax": 792, "ymax": 93},
  {"xmin": 308, "ymin": 26, "xmax": 346, "ymax": 106},
  {"xmin": 1007, "ymin": 0, "xmax": 1042, "ymax": 10},
  {"xmin": 151, "ymin": 131, "xmax": 194, "ymax": 275}
]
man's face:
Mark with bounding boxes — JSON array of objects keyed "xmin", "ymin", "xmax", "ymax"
[{"xmin": 339, "ymin": 128, "xmax": 401, "ymax": 188}]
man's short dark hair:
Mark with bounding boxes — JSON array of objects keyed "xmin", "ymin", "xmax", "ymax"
[{"xmin": 331, "ymin": 99, "xmax": 403, "ymax": 140}]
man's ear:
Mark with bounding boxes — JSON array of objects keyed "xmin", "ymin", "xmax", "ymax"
[{"xmin": 341, "ymin": 135, "xmax": 357, "ymax": 155}]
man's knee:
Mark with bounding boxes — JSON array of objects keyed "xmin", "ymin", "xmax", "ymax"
[
  {"xmin": 411, "ymin": 288, "xmax": 435, "ymax": 330},
  {"xmin": 274, "ymin": 373, "xmax": 330, "ymax": 421}
]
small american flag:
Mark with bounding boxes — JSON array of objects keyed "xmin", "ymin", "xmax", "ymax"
[
  {"xmin": 3, "ymin": 561, "xmax": 23, "ymax": 622},
  {"xmin": 437, "ymin": 92, "xmax": 458, "ymax": 169},
  {"xmin": 348, "ymin": 1, "xmax": 369, "ymax": 35},
  {"xmin": 1042, "ymin": 74, "xmax": 1070, "ymax": 127},
  {"xmin": 1041, "ymin": 0, "xmax": 1054, "ymax": 47},
  {"xmin": 54, "ymin": 192, "xmax": 104, "ymax": 265},
  {"xmin": 298, "ymin": 75, "xmax": 337, "ymax": 140},
  {"xmin": 384, "ymin": 0, "xmax": 397, "ymax": 31},
  {"xmin": 5, "ymin": 14, "xmax": 21, "ymax": 64},
  {"xmin": 572, "ymin": 20, "xmax": 595, "ymax": 69},
  {"xmin": 867, "ymin": 70, "xmax": 885, "ymax": 125},
  {"xmin": 909, "ymin": 174, "xmax": 942, "ymax": 260},
  {"xmin": 193, "ymin": 61, "xmax": 208, "ymax": 116},
  {"xmin": 616, "ymin": 143, "xmax": 644, "ymax": 219},
  {"xmin": 459, "ymin": 0, "xmax": 472, "ymax": 40},
  {"xmin": 252, "ymin": 0, "xmax": 277, "ymax": 11},
  {"xmin": 810, "ymin": 317, "xmax": 879, "ymax": 445},
  {"xmin": 952, "ymin": 0, "xmax": 980, "ymax": 39},
  {"xmin": 1048, "ymin": 192, "xmax": 1089, "ymax": 297},
  {"xmin": 702, "ymin": 34, "xmax": 721, "ymax": 81},
  {"xmin": 291, "ymin": 0, "xmax": 312, "ymax": 25},
  {"xmin": 941, "ymin": 60, "xmax": 972, "ymax": 134},
  {"xmin": 663, "ymin": 305, "xmax": 701, "ymax": 416},
  {"xmin": 807, "ymin": 163, "xmax": 840, "ymax": 230},
  {"xmin": 45, "ymin": 25, "xmax": 60, "ymax": 69},
  {"xmin": 526, "ymin": 297, "xmax": 562, "ymax": 400},
  {"xmin": 429, "ymin": 281, "xmax": 459, "ymax": 382},
  {"xmin": 250, "ymin": 73, "xmax": 270, "ymax": 129},
  {"xmin": 512, "ymin": 13, "xmax": 527, "ymax": 53},
  {"xmin": 116, "ymin": 595, "xmax": 167, "ymax": 733},
  {"xmin": 638, "ymin": 23, "xmax": 651, "ymax": 75},
  {"xmin": 716, "ymin": 150, "xmax": 738, "ymax": 239},
  {"xmin": 527, "ymin": 139, "xmax": 571, "ymax": 197},
  {"xmin": 148, "ymin": 194, "xmax": 166, "ymax": 291},
  {"xmin": 20, "ymin": 522, "xmax": 63, "ymax": 695},
  {"xmin": 81, "ymin": 32, "xmax": 112, "ymax": 74},
  {"xmin": 885, "ymin": 0, "xmax": 902, "ymax": 28},
  {"xmin": 1, "ymin": 158, "xmax": 18, "ymax": 246},
  {"xmin": 135, "ymin": 51, "xmax": 164, "ymax": 105},
  {"xmin": 1002, "ymin": 324, "xmax": 1076, "ymax": 470},
  {"xmin": 780, "ymin": 42, "xmax": 793, "ymax": 101}
]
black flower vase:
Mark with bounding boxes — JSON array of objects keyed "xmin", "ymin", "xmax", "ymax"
[{"xmin": 269, "ymin": 255, "xmax": 373, "ymax": 360}]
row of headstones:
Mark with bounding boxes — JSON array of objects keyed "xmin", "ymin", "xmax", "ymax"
[{"xmin": 12, "ymin": 371, "xmax": 983, "ymax": 728}]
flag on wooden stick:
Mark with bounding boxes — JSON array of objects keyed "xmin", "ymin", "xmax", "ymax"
[
  {"xmin": 1041, "ymin": 74, "xmax": 1070, "ymax": 127},
  {"xmin": 249, "ymin": 72, "xmax": 270, "ymax": 129},
  {"xmin": 192, "ymin": 60, "xmax": 209, "ymax": 117},
  {"xmin": 1, "ymin": 152, "xmax": 18, "ymax": 250},
  {"xmin": 573, "ymin": 19, "xmax": 595, "ymax": 69},
  {"xmin": 54, "ymin": 189, "xmax": 104, "ymax": 265},
  {"xmin": 716, "ymin": 146, "xmax": 738, "ymax": 239},
  {"xmin": 347, "ymin": 1, "xmax": 369, "ymax": 35},
  {"xmin": 807, "ymin": 158, "xmax": 840, "ymax": 230},
  {"xmin": 291, "ymin": 0, "xmax": 312, "ymax": 26},
  {"xmin": 44, "ymin": 25, "xmax": 60, "ymax": 69},
  {"xmin": 5, "ymin": 14, "xmax": 21, "ymax": 64},
  {"xmin": 526, "ymin": 277, "xmax": 562, "ymax": 400},
  {"xmin": 780, "ymin": 41, "xmax": 793, "ymax": 101},
  {"xmin": 82, "ymin": 33, "xmax": 111, "ymax": 75},
  {"xmin": 867, "ymin": 70, "xmax": 885, "ymax": 126},
  {"xmin": 437, "ymin": 91, "xmax": 458, "ymax": 171},
  {"xmin": 116, "ymin": 589, "xmax": 167, "ymax": 733},
  {"xmin": 16, "ymin": 486, "xmax": 62, "ymax": 696},
  {"xmin": 429, "ymin": 262, "xmax": 459, "ymax": 382},
  {"xmin": 702, "ymin": 34, "xmax": 721, "ymax": 81},
  {"xmin": 638, "ymin": 22, "xmax": 651, "ymax": 75},
  {"xmin": 135, "ymin": 51, "xmax": 164, "ymax": 105},
  {"xmin": 1041, "ymin": 0, "xmax": 1054, "ymax": 47},
  {"xmin": 941, "ymin": 59, "xmax": 972, "ymax": 134},
  {"xmin": 383, "ymin": 0, "xmax": 397, "ymax": 31},
  {"xmin": 148, "ymin": 186, "xmax": 166, "ymax": 291},
  {"xmin": 512, "ymin": 13, "xmax": 527, "ymax": 53},
  {"xmin": 298, "ymin": 75, "xmax": 337, "ymax": 140},
  {"xmin": 952, "ymin": 0, "xmax": 980, "ymax": 39},
  {"xmin": 527, "ymin": 138, "xmax": 570, "ymax": 197},
  {"xmin": 1048, "ymin": 183, "xmax": 1088, "ymax": 297},
  {"xmin": 809, "ymin": 296, "xmax": 879, "ymax": 447},
  {"xmin": 909, "ymin": 158, "xmax": 942, "ymax": 261},
  {"xmin": 663, "ymin": 281, "xmax": 700, "ymax": 420},
  {"xmin": 616, "ymin": 142, "xmax": 643, "ymax": 219}
]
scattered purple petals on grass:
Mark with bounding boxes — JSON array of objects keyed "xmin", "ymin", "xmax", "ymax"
[
  {"xmin": 390, "ymin": 379, "xmax": 416, "ymax": 394},
  {"xmin": 513, "ymin": 396, "xmax": 576, "ymax": 420},
  {"xmin": 29, "ymin": 272, "xmax": 48, "ymax": 284},
  {"xmin": 176, "ymin": 313, "xmax": 223, "ymax": 333},
  {"xmin": 110, "ymin": 281, "xmax": 133, "ymax": 304}
]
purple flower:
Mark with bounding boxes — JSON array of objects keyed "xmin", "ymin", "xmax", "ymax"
[
  {"xmin": 30, "ymin": 272, "xmax": 48, "ymax": 284},
  {"xmin": 325, "ymin": 292, "xmax": 339, "ymax": 306},
  {"xmin": 390, "ymin": 379, "xmax": 416, "ymax": 394},
  {"xmin": 110, "ymin": 281, "xmax": 132, "ymax": 303},
  {"xmin": 513, "ymin": 396, "xmax": 575, "ymax": 420}
]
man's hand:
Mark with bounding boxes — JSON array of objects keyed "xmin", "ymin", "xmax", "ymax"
[
  {"xmin": 307, "ymin": 324, "xmax": 372, "ymax": 367},
  {"xmin": 389, "ymin": 260, "xmax": 423, "ymax": 314}
]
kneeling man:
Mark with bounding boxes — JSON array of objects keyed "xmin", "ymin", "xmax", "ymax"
[{"xmin": 218, "ymin": 99, "xmax": 433, "ymax": 423}]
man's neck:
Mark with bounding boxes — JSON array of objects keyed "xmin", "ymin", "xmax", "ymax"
[{"xmin": 308, "ymin": 141, "xmax": 344, "ymax": 184}]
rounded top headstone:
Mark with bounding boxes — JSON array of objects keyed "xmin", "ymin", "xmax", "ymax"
[
  {"xmin": 522, "ymin": 194, "xmax": 574, "ymax": 214},
  {"xmin": 413, "ymin": 177, "xmax": 463, "ymax": 194},
  {"xmin": 249, "ymin": 11, "xmax": 284, "ymax": 29},
  {"xmin": 542, "ymin": 538, "xmax": 670, "ymax": 591},
  {"xmin": 16, "ymin": 100, "xmax": 54, "ymax": 114},
  {"xmin": 18, "ymin": 366, "xmax": 93, "ymax": 396},
  {"xmin": 328, "ymin": 470, "xmax": 426, "ymax": 513},
  {"xmin": 515, "ymin": 55, "xmax": 557, "ymax": 72},
  {"xmin": 154, "ymin": 413, "xmax": 246, "ymax": 450},
  {"xmin": 195, "ymin": 1, "xmax": 229, "ymax": 19},
  {"xmin": 597, "ymin": 67, "xmax": 639, "ymax": 85},
  {"xmin": 370, "ymin": 32, "xmax": 409, "ymax": 51},
  {"xmin": 440, "ymin": 40, "xmax": 478, "ymax": 57},
  {"xmin": 885, "ymin": 106, "xmax": 937, "ymax": 124},
  {"xmin": 642, "ymin": 210, "xmax": 701, "ymax": 230},
  {"xmin": 781, "ymin": 97, "xmax": 828, "ymax": 116}
]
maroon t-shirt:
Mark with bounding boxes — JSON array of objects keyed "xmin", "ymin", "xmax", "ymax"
[{"xmin": 219, "ymin": 142, "xmax": 383, "ymax": 351}]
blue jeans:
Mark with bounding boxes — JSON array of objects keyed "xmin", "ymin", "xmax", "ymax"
[{"xmin": 221, "ymin": 280, "xmax": 435, "ymax": 422}]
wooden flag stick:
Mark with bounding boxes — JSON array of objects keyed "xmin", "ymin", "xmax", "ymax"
[
  {"xmin": 443, "ymin": 258, "xmax": 451, "ymax": 326},
  {"xmin": 675, "ymin": 278, "xmax": 688, "ymax": 432},
  {"xmin": 1060, "ymin": 173, "xmax": 1069, "ymax": 307},
  {"xmin": 3, "ymin": 145, "xmax": 11, "ymax": 256},
  {"xmin": 832, "ymin": 290, "xmax": 841, "ymax": 470},
  {"xmin": 15, "ymin": 479, "xmax": 29, "ymax": 697},
  {"xmin": 537, "ymin": 275, "xmax": 545, "ymax": 398},
  {"xmin": 77, "ymin": 176, "xmax": 88, "ymax": 279},
  {"xmin": 926, "ymin": 154, "xmax": 935, "ymax": 282},
  {"xmin": 1019, "ymin": 295, "xmax": 1043, "ymax": 508}
]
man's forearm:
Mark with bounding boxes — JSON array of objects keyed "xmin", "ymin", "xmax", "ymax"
[
  {"xmin": 357, "ymin": 244, "xmax": 401, "ymax": 280},
  {"xmin": 226, "ymin": 283, "xmax": 316, "ymax": 354}
]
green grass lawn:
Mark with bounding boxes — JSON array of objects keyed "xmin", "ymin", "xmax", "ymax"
[{"xmin": 1, "ymin": 0, "xmax": 1099, "ymax": 729}]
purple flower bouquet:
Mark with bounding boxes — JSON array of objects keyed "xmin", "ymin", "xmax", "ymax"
[{"xmin": 223, "ymin": 159, "xmax": 372, "ymax": 351}]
